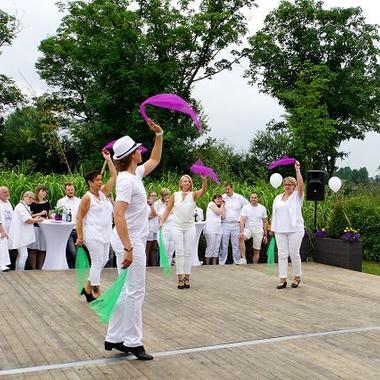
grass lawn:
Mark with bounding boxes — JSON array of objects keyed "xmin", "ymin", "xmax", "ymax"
[{"xmin": 362, "ymin": 260, "xmax": 380, "ymax": 276}]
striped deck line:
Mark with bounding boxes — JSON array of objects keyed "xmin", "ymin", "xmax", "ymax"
[{"xmin": 1, "ymin": 325, "xmax": 379, "ymax": 376}]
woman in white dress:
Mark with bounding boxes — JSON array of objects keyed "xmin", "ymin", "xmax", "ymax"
[
  {"xmin": 8, "ymin": 191, "xmax": 44, "ymax": 271},
  {"xmin": 76, "ymin": 149, "xmax": 117, "ymax": 301},
  {"xmin": 204, "ymin": 194, "xmax": 225, "ymax": 265},
  {"xmin": 160, "ymin": 174, "xmax": 207, "ymax": 289},
  {"xmin": 271, "ymin": 161, "xmax": 305, "ymax": 289}
]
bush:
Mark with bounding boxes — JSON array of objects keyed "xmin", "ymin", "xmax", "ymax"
[
  {"xmin": 328, "ymin": 200, "xmax": 351, "ymax": 238},
  {"xmin": 344, "ymin": 196, "xmax": 380, "ymax": 261}
]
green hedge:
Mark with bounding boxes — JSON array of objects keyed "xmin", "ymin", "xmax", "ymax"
[{"xmin": 344, "ymin": 196, "xmax": 380, "ymax": 261}]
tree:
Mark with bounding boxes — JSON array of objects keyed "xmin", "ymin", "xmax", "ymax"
[
  {"xmin": 0, "ymin": 98, "xmax": 77, "ymax": 173},
  {"xmin": 36, "ymin": 0, "xmax": 257, "ymax": 174},
  {"xmin": 245, "ymin": 0, "xmax": 380, "ymax": 174},
  {"xmin": 0, "ymin": 10, "xmax": 24, "ymax": 114}
]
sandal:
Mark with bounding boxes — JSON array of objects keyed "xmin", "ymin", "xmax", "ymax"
[
  {"xmin": 291, "ymin": 278, "xmax": 301, "ymax": 288},
  {"xmin": 177, "ymin": 279, "xmax": 184, "ymax": 289},
  {"xmin": 184, "ymin": 278, "xmax": 190, "ymax": 289},
  {"xmin": 276, "ymin": 281, "xmax": 287, "ymax": 289}
]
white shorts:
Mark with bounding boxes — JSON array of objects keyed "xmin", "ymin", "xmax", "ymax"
[{"xmin": 243, "ymin": 229, "xmax": 264, "ymax": 250}]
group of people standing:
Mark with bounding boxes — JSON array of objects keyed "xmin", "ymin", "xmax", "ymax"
[{"xmin": 0, "ymin": 115, "xmax": 306, "ymax": 360}]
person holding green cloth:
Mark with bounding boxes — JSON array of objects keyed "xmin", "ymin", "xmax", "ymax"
[{"xmin": 104, "ymin": 119, "xmax": 163, "ymax": 360}]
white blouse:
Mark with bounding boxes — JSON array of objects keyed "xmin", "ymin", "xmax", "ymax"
[
  {"xmin": 83, "ymin": 191, "xmax": 113, "ymax": 244},
  {"xmin": 271, "ymin": 191, "xmax": 304, "ymax": 233},
  {"xmin": 205, "ymin": 202, "xmax": 223, "ymax": 234}
]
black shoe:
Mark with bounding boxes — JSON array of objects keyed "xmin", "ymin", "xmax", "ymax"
[
  {"xmin": 276, "ymin": 281, "xmax": 287, "ymax": 289},
  {"xmin": 104, "ymin": 341, "xmax": 125, "ymax": 352},
  {"xmin": 291, "ymin": 278, "xmax": 301, "ymax": 288},
  {"xmin": 127, "ymin": 345, "xmax": 153, "ymax": 360},
  {"xmin": 81, "ymin": 288, "xmax": 95, "ymax": 303}
]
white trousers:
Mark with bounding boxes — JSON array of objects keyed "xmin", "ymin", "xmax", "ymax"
[
  {"xmin": 275, "ymin": 231, "xmax": 304, "ymax": 278},
  {"xmin": 106, "ymin": 238, "xmax": 146, "ymax": 347},
  {"xmin": 16, "ymin": 246, "xmax": 28, "ymax": 271},
  {"xmin": 204, "ymin": 233, "xmax": 222, "ymax": 258},
  {"xmin": 0, "ymin": 239, "xmax": 11, "ymax": 266},
  {"xmin": 172, "ymin": 225, "xmax": 195, "ymax": 275},
  {"xmin": 160, "ymin": 229, "xmax": 175, "ymax": 264},
  {"xmin": 85, "ymin": 240, "xmax": 110, "ymax": 286},
  {"xmin": 219, "ymin": 223, "xmax": 240, "ymax": 264}
]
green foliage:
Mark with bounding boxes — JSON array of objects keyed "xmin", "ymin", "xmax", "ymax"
[
  {"xmin": 327, "ymin": 200, "xmax": 351, "ymax": 238},
  {"xmin": 36, "ymin": 0, "xmax": 257, "ymax": 174},
  {"xmin": 335, "ymin": 167, "xmax": 369, "ymax": 184},
  {"xmin": 345, "ymin": 196, "xmax": 380, "ymax": 261},
  {"xmin": 245, "ymin": 0, "xmax": 380, "ymax": 174},
  {"xmin": 0, "ymin": 10, "xmax": 24, "ymax": 114}
]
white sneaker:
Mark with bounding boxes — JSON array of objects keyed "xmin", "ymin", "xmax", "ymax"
[
  {"xmin": 0, "ymin": 266, "xmax": 10, "ymax": 272},
  {"xmin": 237, "ymin": 258, "xmax": 247, "ymax": 265}
]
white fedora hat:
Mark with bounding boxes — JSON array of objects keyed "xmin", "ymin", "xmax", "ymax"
[{"xmin": 113, "ymin": 136, "xmax": 142, "ymax": 160}]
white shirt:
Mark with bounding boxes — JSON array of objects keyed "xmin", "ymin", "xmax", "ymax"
[
  {"xmin": 240, "ymin": 203, "xmax": 267, "ymax": 233},
  {"xmin": 205, "ymin": 202, "xmax": 222, "ymax": 234},
  {"xmin": 56, "ymin": 195, "xmax": 81, "ymax": 223},
  {"xmin": 173, "ymin": 192, "xmax": 195, "ymax": 229},
  {"xmin": 0, "ymin": 200, "xmax": 13, "ymax": 232},
  {"xmin": 116, "ymin": 165, "xmax": 149, "ymax": 239},
  {"xmin": 222, "ymin": 193, "xmax": 249, "ymax": 223},
  {"xmin": 154, "ymin": 199, "xmax": 166, "ymax": 215},
  {"xmin": 8, "ymin": 202, "xmax": 35, "ymax": 249},
  {"xmin": 271, "ymin": 191, "xmax": 304, "ymax": 233},
  {"xmin": 147, "ymin": 204, "xmax": 159, "ymax": 234},
  {"xmin": 83, "ymin": 191, "xmax": 113, "ymax": 243}
]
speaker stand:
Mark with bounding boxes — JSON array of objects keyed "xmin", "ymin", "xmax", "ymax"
[{"xmin": 313, "ymin": 200, "xmax": 318, "ymax": 232}]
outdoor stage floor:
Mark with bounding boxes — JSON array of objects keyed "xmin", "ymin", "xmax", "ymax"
[{"xmin": 0, "ymin": 263, "xmax": 379, "ymax": 379}]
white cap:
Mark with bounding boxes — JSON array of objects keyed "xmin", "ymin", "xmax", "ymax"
[{"xmin": 113, "ymin": 136, "xmax": 142, "ymax": 160}]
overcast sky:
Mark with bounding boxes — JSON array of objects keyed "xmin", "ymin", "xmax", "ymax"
[{"xmin": 1, "ymin": 0, "xmax": 379, "ymax": 176}]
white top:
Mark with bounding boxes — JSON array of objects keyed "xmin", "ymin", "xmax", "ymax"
[
  {"xmin": 154, "ymin": 199, "xmax": 166, "ymax": 215},
  {"xmin": 271, "ymin": 191, "xmax": 304, "ymax": 233},
  {"xmin": 83, "ymin": 190, "xmax": 113, "ymax": 243},
  {"xmin": 8, "ymin": 202, "xmax": 35, "ymax": 249},
  {"xmin": 241, "ymin": 203, "xmax": 267, "ymax": 233},
  {"xmin": 222, "ymin": 193, "xmax": 249, "ymax": 223},
  {"xmin": 194, "ymin": 206, "xmax": 204, "ymax": 222},
  {"xmin": 173, "ymin": 191, "xmax": 195, "ymax": 229},
  {"xmin": 147, "ymin": 204, "xmax": 159, "ymax": 234},
  {"xmin": 56, "ymin": 196, "xmax": 81, "ymax": 223},
  {"xmin": 205, "ymin": 202, "xmax": 222, "ymax": 234},
  {"xmin": 159, "ymin": 207, "xmax": 174, "ymax": 234},
  {"xmin": 115, "ymin": 165, "xmax": 149, "ymax": 239},
  {"xmin": 0, "ymin": 200, "xmax": 13, "ymax": 232}
]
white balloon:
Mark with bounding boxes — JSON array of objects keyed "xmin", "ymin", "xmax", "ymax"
[
  {"xmin": 328, "ymin": 176, "xmax": 342, "ymax": 193},
  {"xmin": 270, "ymin": 173, "xmax": 283, "ymax": 189}
]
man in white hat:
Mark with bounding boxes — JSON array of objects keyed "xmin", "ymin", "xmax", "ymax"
[{"xmin": 104, "ymin": 118, "xmax": 163, "ymax": 360}]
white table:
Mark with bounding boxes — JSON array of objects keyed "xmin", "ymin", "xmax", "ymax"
[
  {"xmin": 192, "ymin": 221, "xmax": 206, "ymax": 266},
  {"xmin": 40, "ymin": 220, "xmax": 76, "ymax": 270}
]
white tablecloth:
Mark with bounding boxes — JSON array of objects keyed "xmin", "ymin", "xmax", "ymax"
[
  {"xmin": 40, "ymin": 220, "xmax": 75, "ymax": 270},
  {"xmin": 192, "ymin": 221, "xmax": 206, "ymax": 266}
]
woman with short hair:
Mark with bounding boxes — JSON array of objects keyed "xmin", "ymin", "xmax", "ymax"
[
  {"xmin": 76, "ymin": 149, "xmax": 117, "ymax": 301},
  {"xmin": 271, "ymin": 161, "xmax": 305, "ymax": 289},
  {"xmin": 9, "ymin": 192, "xmax": 44, "ymax": 271},
  {"xmin": 204, "ymin": 194, "xmax": 225, "ymax": 265}
]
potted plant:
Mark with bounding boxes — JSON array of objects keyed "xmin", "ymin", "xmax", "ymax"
[
  {"xmin": 53, "ymin": 206, "xmax": 64, "ymax": 221},
  {"xmin": 313, "ymin": 202, "xmax": 363, "ymax": 271}
]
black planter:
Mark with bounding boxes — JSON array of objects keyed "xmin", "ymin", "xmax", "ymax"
[{"xmin": 313, "ymin": 237, "xmax": 363, "ymax": 271}]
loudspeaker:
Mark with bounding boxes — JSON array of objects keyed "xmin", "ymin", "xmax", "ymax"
[{"xmin": 306, "ymin": 170, "xmax": 325, "ymax": 201}]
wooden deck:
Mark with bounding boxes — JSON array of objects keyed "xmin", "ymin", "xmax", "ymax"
[{"xmin": 0, "ymin": 263, "xmax": 379, "ymax": 379}]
